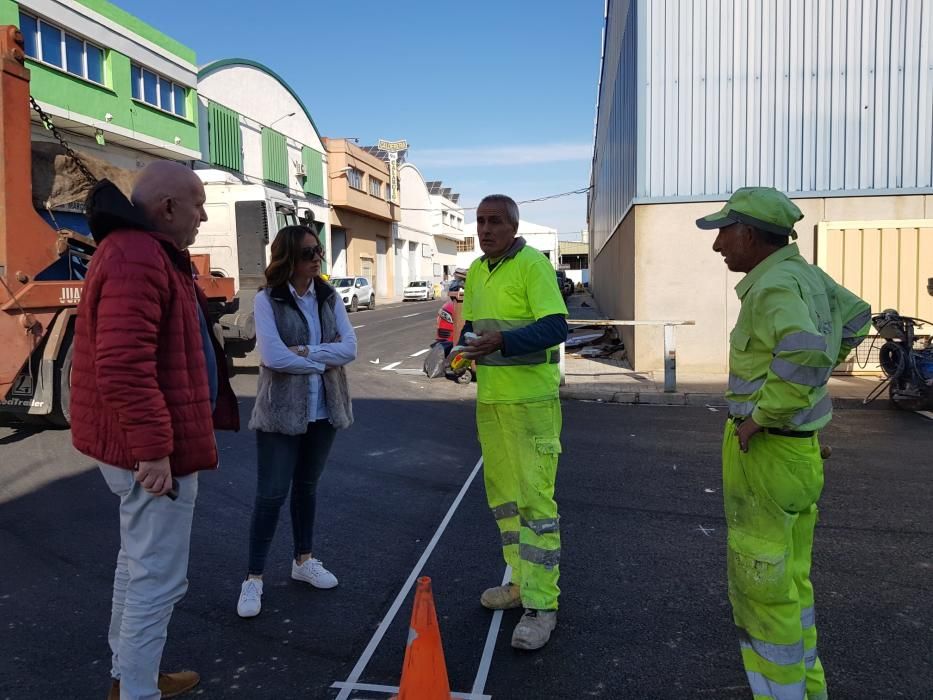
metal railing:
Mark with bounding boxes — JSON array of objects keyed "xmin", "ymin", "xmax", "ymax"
[{"xmin": 562, "ymin": 320, "xmax": 696, "ymax": 392}]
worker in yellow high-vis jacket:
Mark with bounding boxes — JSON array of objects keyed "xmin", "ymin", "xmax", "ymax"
[
  {"xmin": 697, "ymin": 187, "xmax": 871, "ymax": 700},
  {"xmin": 457, "ymin": 194, "xmax": 568, "ymax": 651}
]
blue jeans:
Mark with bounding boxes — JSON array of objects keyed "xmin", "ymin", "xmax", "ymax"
[
  {"xmin": 100, "ymin": 464, "xmax": 198, "ymax": 700},
  {"xmin": 248, "ymin": 421, "xmax": 337, "ymax": 575}
]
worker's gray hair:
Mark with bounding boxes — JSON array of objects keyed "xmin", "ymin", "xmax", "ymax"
[{"xmin": 478, "ymin": 194, "xmax": 520, "ymax": 230}]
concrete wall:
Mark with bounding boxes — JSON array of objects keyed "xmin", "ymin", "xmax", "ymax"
[
  {"xmin": 593, "ymin": 193, "xmax": 933, "ymax": 373},
  {"xmin": 330, "ymin": 208, "xmax": 394, "ymax": 295}
]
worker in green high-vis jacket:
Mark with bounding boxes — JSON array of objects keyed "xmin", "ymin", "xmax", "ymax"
[
  {"xmin": 457, "ymin": 194, "xmax": 568, "ymax": 651},
  {"xmin": 697, "ymin": 187, "xmax": 871, "ymax": 700}
]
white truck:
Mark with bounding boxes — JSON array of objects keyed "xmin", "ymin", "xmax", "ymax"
[{"xmin": 189, "ymin": 169, "xmax": 319, "ymax": 359}]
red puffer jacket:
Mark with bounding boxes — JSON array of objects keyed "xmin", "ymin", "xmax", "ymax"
[{"xmin": 71, "ymin": 219, "xmax": 239, "ymax": 476}]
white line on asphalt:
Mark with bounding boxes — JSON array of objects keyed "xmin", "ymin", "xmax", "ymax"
[
  {"xmin": 332, "ymin": 457, "xmax": 485, "ymax": 700},
  {"xmin": 353, "ymin": 324, "xmax": 365, "ymax": 329},
  {"xmin": 471, "ymin": 565, "xmax": 511, "ymax": 697},
  {"xmin": 401, "ymin": 312, "xmax": 426, "ymax": 318},
  {"xmin": 916, "ymin": 411, "xmax": 933, "ymax": 420},
  {"xmin": 410, "ymin": 348, "xmax": 430, "ymax": 357},
  {"xmin": 380, "ymin": 361, "xmax": 402, "ymax": 372},
  {"xmin": 331, "ymin": 681, "xmax": 491, "ymax": 700}
]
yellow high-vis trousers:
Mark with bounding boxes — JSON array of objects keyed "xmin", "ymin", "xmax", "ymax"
[
  {"xmin": 477, "ymin": 398, "xmax": 562, "ymax": 611},
  {"xmin": 723, "ymin": 419, "xmax": 827, "ymax": 700}
]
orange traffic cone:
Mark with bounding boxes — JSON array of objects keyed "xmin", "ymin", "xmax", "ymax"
[{"xmin": 392, "ymin": 577, "xmax": 453, "ymax": 700}]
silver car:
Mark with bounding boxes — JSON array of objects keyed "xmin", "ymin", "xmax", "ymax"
[
  {"xmin": 331, "ymin": 276, "xmax": 375, "ymax": 312},
  {"xmin": 404, "ymin": 280, "xmax": 436, "ymax": 301}
]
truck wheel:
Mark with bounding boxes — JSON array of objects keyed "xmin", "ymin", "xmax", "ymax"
[
  {"xmin": 48, "ymin": 335, "xmax": 74, "ymax": 428},
  {"xmin": 456, "ymin": 369, "xmax": 473, "ymax": 385},
  {"xmin": 351, "ymin": 296, "xmax": 359, "ymax": 313},
  {"xmin": 369, "ymin": 294, "xmax": 376, "ymax": 309}
]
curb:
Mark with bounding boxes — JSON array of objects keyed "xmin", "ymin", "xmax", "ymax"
[{"xmin": 560, "ymin": 386, "xmax": 884, "ymax": 410}]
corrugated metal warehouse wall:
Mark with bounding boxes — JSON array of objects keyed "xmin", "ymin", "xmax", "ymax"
[
  {"xmin": 590, "ymin": 0, "xmax": 638, "ymax": 254},
  {"xmin": 639, "ymin": 0, "xmax": 933, "ymax": 199}
]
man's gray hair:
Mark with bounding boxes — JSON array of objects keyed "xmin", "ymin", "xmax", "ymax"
[{"xmin": 479, "ymin": 194, "xmax": 520, "ymax": 230}]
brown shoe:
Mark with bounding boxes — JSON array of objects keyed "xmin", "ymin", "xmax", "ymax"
[{"xmin": 107, "ymin": 671, "xmax": 200, "ymax": 699}]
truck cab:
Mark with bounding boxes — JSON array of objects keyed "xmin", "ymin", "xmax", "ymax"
[{"xmin": 189, "ymin": 169, "xmax": 319, "ymax": 357}]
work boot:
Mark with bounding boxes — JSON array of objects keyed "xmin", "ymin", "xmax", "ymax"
[
  {"xmin": 107, "ymin": 671, "xmax": 200, "ymax": 699},
  {"xmin": 511, "ymin": 609, "xmax": 557, "ymax": 650},
  {"xmin": 480, "ymin": 582, "xmax": 522, "ymax": 610}
]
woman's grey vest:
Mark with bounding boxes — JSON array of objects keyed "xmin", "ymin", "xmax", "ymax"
[{"xmin": 248, "ymin": 280, "xmax": 353, "ymax": 435}]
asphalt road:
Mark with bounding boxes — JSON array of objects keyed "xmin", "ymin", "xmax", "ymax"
[{"xmin": 1, "ymin": 304, "xmax": 931, "ymax": 699}]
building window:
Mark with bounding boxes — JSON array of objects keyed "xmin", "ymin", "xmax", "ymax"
[
  {"xmin": 301, "ymin": 146, "xmax": 324, "ymax": 197},
  {"xmin": 19, "ymin": 11, "xmax": 105, "ymax": 85},
  {"xmin": 441, "ymin": 211, "xmax": 448, "ymax": 224},
  {"xmin": 208, "ymin": 101, "xmax": 243, "ymax": 172},
  {"xmin": 261, "ymin": 127, "xmax": 288, "ymax": 186},
  {"xmin": 385, "ymin": 183, "xmax": 391, "ymax": 200},
  {"xmin": 369, "ymin": 176, "xmax": 383, "ymax": 198},
  {"xmin": 457, "ymin": 237, "xmax": 475, "ymax": 252},
  {"xmin": 347, "ymin": 167, "xmax": 364, "ymax": 191},
  {"xmin": 130, "ymin": 63, "xmax": 187, "ymax": 117}
]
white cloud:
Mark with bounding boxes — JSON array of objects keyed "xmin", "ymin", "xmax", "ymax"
[{"xmin": 413, "ymin": 143, "xmax": 592, "ymax": 168}]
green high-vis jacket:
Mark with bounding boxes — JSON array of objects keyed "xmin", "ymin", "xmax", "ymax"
[{"xmin": 727, "ymin": 243, "xmax": 871, "ymax": 431}]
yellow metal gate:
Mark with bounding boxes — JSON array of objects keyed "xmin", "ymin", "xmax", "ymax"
[{"xmin": 816, "ymin": 219, "xmax": 933, "ymax": 374}]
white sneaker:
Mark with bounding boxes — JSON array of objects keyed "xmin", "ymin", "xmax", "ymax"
[
  {"xmin": 237, "ymin": 578, "xmax": 263, "ymax": 618},
  {"xmin": 291, "ymin": 558, "xmax": 338, "ymax": 589}
]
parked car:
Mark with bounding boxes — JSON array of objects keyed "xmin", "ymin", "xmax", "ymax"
[
  {"xmin": 556, "ymin": 270, "xmax": 573, "ymax": 298},
  {"xmin": 331, "ymin": 276, "xmax": 375, "ymax": 312},
  {"xmin": 404, "ymin": 280, "xmax": 436, "ymax": 301},
  {"xmin": 447, "ymin": 278, "xmax": 465, "ymax": 302},
  {"xmin": 436, "ymin": 301, "xmax": 455, "ymax": 342}
]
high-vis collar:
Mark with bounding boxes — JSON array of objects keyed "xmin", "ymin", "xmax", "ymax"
[
  {"xmin": 481, "ymin": 236, "xmax": 527, "ymax": 264},
  {"xmin": 735, "ymin": 243, "xmax": 801, "ymax": 300}
]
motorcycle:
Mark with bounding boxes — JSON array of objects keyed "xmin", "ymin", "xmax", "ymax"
[{"xmin": 864, "ymin": 305, "xmax": 933, "ymax": 411}]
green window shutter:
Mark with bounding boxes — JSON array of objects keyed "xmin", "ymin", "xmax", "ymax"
[
  {"xmin": 208, "ymin": 101, "xmax": 242, "ymax": 172},
  {"xmin": 262, "ymin": 127, "xmax": 288, "ymax": 186},
  {"xmin": 302, "ymin": 146, "xmax": 324, "ymax": 197}
]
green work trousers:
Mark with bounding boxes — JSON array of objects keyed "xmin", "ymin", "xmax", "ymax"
[
  {"xmin": 476, "ymin": 398, "xmax": 562, "ymax": 611},
  {"xmin": 723, "ymin": 418, "xmax": 828, "ymax": 700}
]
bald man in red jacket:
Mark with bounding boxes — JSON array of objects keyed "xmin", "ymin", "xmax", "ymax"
[{"xmin": 71, "ymin": 161, "xmax": 238, "ymax": 700}]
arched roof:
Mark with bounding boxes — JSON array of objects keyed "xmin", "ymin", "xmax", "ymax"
[{"xmin": 198, "ymin": 58, "xmax": 321, "ymax": 139}]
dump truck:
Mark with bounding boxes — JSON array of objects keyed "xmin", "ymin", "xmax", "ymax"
[{"xmin": 0, "ymin": 26, "xmax": 234, "ymax": 427}]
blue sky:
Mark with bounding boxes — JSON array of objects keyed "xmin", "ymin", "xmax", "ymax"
[{"xmin": 117, "ymin": 0, "xmax": 604, "ymax": 237}]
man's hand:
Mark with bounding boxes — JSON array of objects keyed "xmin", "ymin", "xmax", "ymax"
[
  {"xmin": 136, "ymin": 457, "xmax": 173, "ymax": 496},
  {"xmin": 736, "ymin": 419, "xmax": 763, "ymax": 453},
  {"xmin": 461, "ymin": 330, "xmax": 503, "ymax": 359}
]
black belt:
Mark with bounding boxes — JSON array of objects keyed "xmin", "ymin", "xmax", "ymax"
[{"xmin": 730, "ymin": 416, "xmax": 815, "ymax": 438}]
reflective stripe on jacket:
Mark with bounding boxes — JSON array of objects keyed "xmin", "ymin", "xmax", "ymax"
[
  {"xmin": 727, "ymin": 243, "xmax": 871, "ymax": 431},
  {"xmin": 463, "ymin": 238, "xmax": 568, "ymax": 403}
]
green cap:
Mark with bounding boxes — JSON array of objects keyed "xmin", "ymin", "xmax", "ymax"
[{"xmin": 696, "ymin": 187, "xmax": 803, "ymax": 238}]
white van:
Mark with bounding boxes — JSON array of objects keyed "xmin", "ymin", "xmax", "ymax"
[{"xmin": 189, "ymin": 169, "xmax": 318, "ymax": 357}]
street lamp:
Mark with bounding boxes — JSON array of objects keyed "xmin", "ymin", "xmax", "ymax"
[{"xmin": 269, "ymin": 111, "xmax": 296, "ymax": 128}]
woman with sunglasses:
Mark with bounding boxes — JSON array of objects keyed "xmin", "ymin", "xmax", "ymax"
[{"xmin": 237, "ymin": 225, "xmax": 356, "ymax": 618}]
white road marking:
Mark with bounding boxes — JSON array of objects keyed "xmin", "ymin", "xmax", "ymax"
[
  {"xmin": 410, "ymin": 348, "xmax": 430, "ymax": 357},
  {"xmin": 332, "ymin": 457, "xmax": 485, "ymax": 700},
  {"xmin": 396, "ymin": 369, "xmax": 424, "ymax": 375},
  {"xmin": 353, "ymin": 324, "xmax": 365, "ymax": 329},
  {"xmin": 916, "ymin": 411, "xmax": 933, "ymax": 420},
  {"xmin": 697, "ymin": 525, "xmax": 715, "ymax": 537},
  {"xmin": 380, "ymin": 362, "xmax": 402, "ymax": 372},
  {"xmin": 401, "ymin": 312, "xmax": 427, "ymax": 318},
  {"xmin": 471, "ymin": 565, "xmax": 511, "ymax": 697}
]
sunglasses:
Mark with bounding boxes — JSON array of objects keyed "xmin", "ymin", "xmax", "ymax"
[{"xmin": 300, "ymin": 245, "xmax": 325, "ymax": 261}]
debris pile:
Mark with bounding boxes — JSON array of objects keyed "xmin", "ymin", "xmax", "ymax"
[{"xmin": 565, "ymin": 326, "xmax": 627, "ymax": 363}]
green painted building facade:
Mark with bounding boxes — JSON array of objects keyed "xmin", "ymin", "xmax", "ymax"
[{"xmin": 3, "ymin": 0, "xmax": 200, "ymax": 165}]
